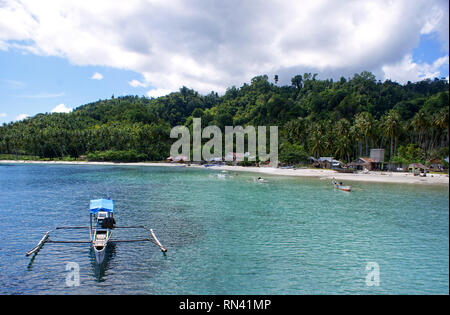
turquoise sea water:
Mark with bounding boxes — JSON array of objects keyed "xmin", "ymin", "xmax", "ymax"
[{"xmin": 0, "ymin": 164, "xmax": 448, "ymax": 294}]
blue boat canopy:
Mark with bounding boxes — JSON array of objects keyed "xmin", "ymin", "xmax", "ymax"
[{"xmin": 90, "ymin": 199, "xmax": 114, "ymax": 213}]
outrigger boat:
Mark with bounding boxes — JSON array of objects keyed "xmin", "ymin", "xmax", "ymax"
[
  {"xmin": 26, "ymin": 198, "xmax": 167, "ymax": 265},
  {"xmin": 254, "ymin": 177, "xmax": 268, "ymax": 183},
  {"xmin": 332, "ymin": 179, "xmax": 352, "ymax": 192},
  {"xmin": 90, "ymin": 199, "xmax": 115, "ymax": 264}
]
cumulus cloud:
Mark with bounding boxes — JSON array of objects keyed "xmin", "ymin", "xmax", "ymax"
[
  {"xmin": 51, "ymin": 103, "xmax": 72, "ymax": 113},
  {"xmin": 0, "ymin": 113, "xmax": 6, "ymax": 118},
  {"xmin": 420, "ymin": 0, "xmax": 449, "ymax": 51},
  {"xmin": 0, "ymin": 0, "xmax": 448, "ymax": 93},
  {"xmin": 128, "ymin": 79, "xmax": 147, "ymax": 88},
  {"xmin": 91, "ymin": 72, "xmax": 103, "ymax": 80},
  {"xmin": 146, "ymin": 88, "xmax": 173, "ymax": 98},
  {"xmin": 15, "ymin": 113, "xmax": 29, "ymax": 121},
  {"xmin": 382, "ymin": 55, "xmax": 449, "ymax": 83}
]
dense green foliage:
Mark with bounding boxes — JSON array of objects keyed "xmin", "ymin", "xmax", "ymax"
[{"xmin": 0, "ymin": 72, "xmax": 448, "ymax": 164}]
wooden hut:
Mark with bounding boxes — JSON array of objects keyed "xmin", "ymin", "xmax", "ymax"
[
  {"xmin": 428, "ymin": 158, "xmax": 443, "ymax": 172},
  {"xmin": 348, "ymin": 157, "xmax": 378, "ymax": 171},
  {"xmin": 318, "ymin": 157, "xmax": 344, "ymax": 169},
  {"xmin": 408, "ymin": 163, "xmax": 429, "ymax": 175}
]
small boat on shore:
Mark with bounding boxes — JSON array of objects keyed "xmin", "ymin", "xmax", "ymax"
[{"xmin": 332, "ymin": 179, "xmax": 351, "ymax": 192}]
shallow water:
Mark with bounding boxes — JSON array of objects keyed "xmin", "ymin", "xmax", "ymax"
[{"xmin": 0, "ymin": 164, "xmax": 448, "ymax": 294}]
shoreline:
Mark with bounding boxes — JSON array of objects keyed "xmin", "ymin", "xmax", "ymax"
[{"xmin": 1, "ymin": 160, "xmax": 448, "ymax": 186}]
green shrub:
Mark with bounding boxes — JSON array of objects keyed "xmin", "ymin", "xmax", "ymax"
[{"xmin": 87, "ymin": 150, "xmax": 148, "ymax": 162}]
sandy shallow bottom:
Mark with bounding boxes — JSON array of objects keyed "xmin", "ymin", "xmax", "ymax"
[{"xmin": 1, "ymin": 160, "xmax": 448, "ymax": 185}]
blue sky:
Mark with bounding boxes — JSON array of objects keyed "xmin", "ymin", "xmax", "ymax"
[
  {"xmin": 413, "ymin": 34, "xmax": 446, "ymax": 64},
  {"xmin": 0, "ymin": 0, "xmax": 448, "ymax": 124},
  {"xmin": 0, "ymin": 50, "xmax": 149, "ymax": 123}
]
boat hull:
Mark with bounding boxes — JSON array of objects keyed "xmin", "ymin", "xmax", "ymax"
[
  {"xmin": 334, "ymin": 184, "xmax": 351, "ymax": 191},
  {"xmin": 94, "ymin": 246, "xmax": 106, "ymax": 264}
]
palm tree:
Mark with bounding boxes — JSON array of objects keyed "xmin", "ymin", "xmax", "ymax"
[
  {"xmin": 350, "ymin": 124, "xmax": 362, "ymax": 159},
  {"xmin": 334, "ymin": 119, "xmax": 352, "ymax": 162},
  {"xmin": 380, "ymin": 109, "xmax": 401, "ymax": 161},
  {"xmin": 434, "ymin": 106, "xmax": 449, "ymax": 146},
  {"xmin": 411, "ymin": 110, "xmax": 428, "ymax": 147},
  {"xmin": 284, "ymin": 118, "xmax": 306, "ymax": 145},
  {"xmin": 309, "ymin": 123, "xmax": 325, "ymax": 158},
  {"xmin": 355, "ymin": 112, "xmax": 374, "ymax": 156},
  {"xmin": 334, "ymin": 137, "xmax": 352, "ymax": 162},
  {"xmin": 291, "ymin": 75, "xmax": 303, "ymax": 90}
]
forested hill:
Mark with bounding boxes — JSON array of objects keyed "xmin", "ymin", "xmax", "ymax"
[{"xmin": 0, "ymin": 72, "xmax": 448, "ymax": 165}]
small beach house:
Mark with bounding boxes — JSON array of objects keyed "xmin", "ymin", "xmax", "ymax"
[
  {"xmin": 317, "ymin": 157, "xmax": 344, "ymax": 169},
  {"xmin": 408, "ymin": 163, "xmax": 429, "ymax": 175},
  {"xmin": 348, "ymin": 157, "xmax": 380, "ymax": 171},
  {"xmin": 428, "ymin": 158, "xmax": 444, "ymax": 172},
  {"xmin": 370, "ymin": 149, "xmax": 385, "ymax": 163}
]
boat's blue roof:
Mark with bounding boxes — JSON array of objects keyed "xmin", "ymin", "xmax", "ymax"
[{"xmin": 90, "ymin": 199, "xmax": 114, "ymax": 213}]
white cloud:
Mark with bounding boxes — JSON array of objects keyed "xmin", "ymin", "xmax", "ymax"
[
  {"xmin": 420, "ymin": 1, "xmax": 449, "ymax": 51},
  {"xmin": 0, "ymin": 40, "xmax": 8, "ymax": 51},
  {"xmin": 15, "ymin": 114, "xmax": 29, "ymax": 121},
  {"xmin": 91, "ymin": 72, "xmax": 103, "ymax": 80},
  {"xmin": 382, "ymin": 54, "xmax": 449, "ymax": 83},
  {"xmin": 51, "ymin": 103, "xmax": 73, "ymax": 113},
  {"xmin": 146, "ymin": 88, "xmax": 173, "ymax": 98},
  {"xmin": 0, "ymin": 0, "xmax": 448, "ymax": 92},
  {"xmin": 2, "ymin": 79, "xmax": 25, "ymax": 88},
  {"xmin": 0, "ymin": 113, "xmax": 6, "ymax": 118},
  {"xmin": 18, "ymin": 92, "xmax": 64, "ymax": 98},
  {"xmin": 128, "ymin": 79, "xmax": 147, "ymax": 88}
]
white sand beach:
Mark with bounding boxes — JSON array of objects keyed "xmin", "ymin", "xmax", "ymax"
[
  {"xmin": 207, "ymin": 165, "xmax": 449, "ymax": 185},
  {"xmin": 1, "ymin": 160, "xmax": 448, "ymax": 185}
]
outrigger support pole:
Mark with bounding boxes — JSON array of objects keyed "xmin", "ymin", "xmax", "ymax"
[
  {"xmin": 112, "ymin": 225, "xmax": 168, "ymax": 253},
  {"xmin": 25, "ymin": 226, "xmax": 168, "ymax": 257},
  {"xmin": 47, "ymin": 240, "xmax": 91, "ymax": 244},
  {"xmin": 55, "ymin": 226, "xmax": 90, "ymax": 230},
  {"xmin": 114, "ymin": 226, "xmax": 146, "ymax": 229},
  {"xmin": 150, "ymin": 229, "xmax": 167, "ymax": 253},
  {"xmin": 26, "ymin": 231, "xmax": 50, "ymax": 257}
]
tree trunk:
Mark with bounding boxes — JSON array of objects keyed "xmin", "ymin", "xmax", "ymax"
[
  {"xmin": 365, "ymin": 136, "xmax": 368, "ymax": 156},
  {"xmin": 447, "ymin": 125, "xmax": 449, "ymax": 147},
  {"xmin": 394, "ymin": 137, "xmax": 397, "ymax": 157},
  {"xmin": 389, "ymin": 137, "xmax": 394, "ymax": 171}
]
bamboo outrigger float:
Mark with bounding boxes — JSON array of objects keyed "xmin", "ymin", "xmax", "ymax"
[{"xmin": 26, "ymin": 198, "xmax": 167, "ymax": 264}]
